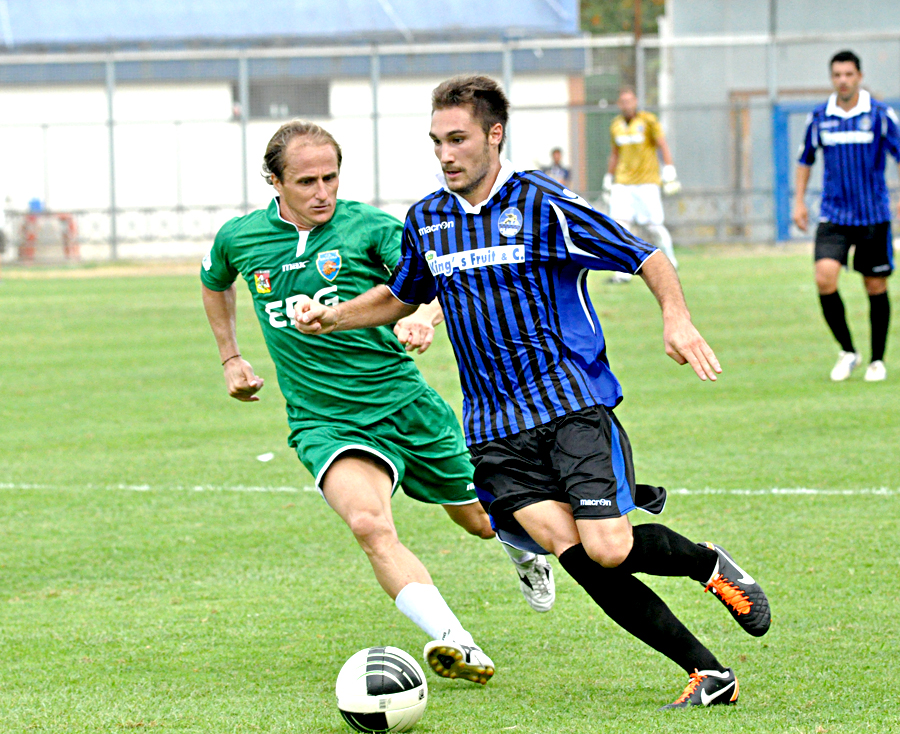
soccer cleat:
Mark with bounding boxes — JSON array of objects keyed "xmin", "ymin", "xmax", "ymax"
[
  {"xmin": 830, "ymin": 350, "xmax": 861, "ymax": 381},
  {"xmin": 515, "ymin": 555, "xmax": 555, "ymax": 612},
  {"xmin": 660, "ymin": 668, "xmax": 739, "ymax": 710},
  {"xmin": 423, "ymin": 634, "xmax": 495, "ymax": 685},
  {"xmin": 701, "ymin": 543, "xmax": 770, "ymax": 637},
  {"xmin": 864, "ymin": 360, "xmax": 887, "ymax": 382}
]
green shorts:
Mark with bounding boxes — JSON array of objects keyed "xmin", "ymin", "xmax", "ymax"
[{"xmin": 289, "ymin": 386, "xmax": 476, "ymax": 506}]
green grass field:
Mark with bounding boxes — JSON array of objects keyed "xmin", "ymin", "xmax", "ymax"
[{"xmin": 1, "ymin": 248, "xmax": 898, "ymax": 733}]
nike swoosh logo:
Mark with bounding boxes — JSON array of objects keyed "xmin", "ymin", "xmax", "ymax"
[
  {"xmin": 701, "ymin": 680, "xmax": 736, "ymax": 706},
  {"xmin": 729, "ymin": 557, "xmax": 755, "ymax": 585}
]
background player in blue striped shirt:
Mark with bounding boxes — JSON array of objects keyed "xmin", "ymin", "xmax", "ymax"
[
  {"xmin": 793, "ymin": 50, "xmax": 900, "ymax": 382},
  {"xmin": 294, "ymin": 75, "xmax": 771, "ymax": 709}
]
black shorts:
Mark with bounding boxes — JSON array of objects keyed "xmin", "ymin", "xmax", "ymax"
[
  {"xmin": 469, "ymin": 404, "xmax": 666, "ymax": 530},
  {"xmin": 814, "ymin": 221, "xmax": 894, "ymax": 277}
]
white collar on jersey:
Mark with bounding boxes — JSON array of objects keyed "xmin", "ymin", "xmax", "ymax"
[
  {"xmin": 825, "ymin": 89, "xmax": 872, "ymax": 119},
  {"xmin": 436, "ymin": 158, "xmax": 516, "ymax": 215}
]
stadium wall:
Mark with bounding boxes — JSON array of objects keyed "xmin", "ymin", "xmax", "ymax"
[{"xmin": 2, "ymin": 21, "xmax": 900, "ymax": 259}]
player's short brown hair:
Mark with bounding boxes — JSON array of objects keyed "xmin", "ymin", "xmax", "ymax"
[
  {"xmin": 432, "ymin": 75, "xmax": 509, "ymax": 152},
  {"xmin": 262, "ymin": 120, "xmax": 342, "ymax": 184},
  {"xmin": 830, "ymin": 50, "xmax": 861, "ymax": 72}
]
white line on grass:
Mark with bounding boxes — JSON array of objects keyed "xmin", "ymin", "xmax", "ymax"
[
  {"xmin": 669, "ymin": 487, "xmax": 898, "ymax": 496},
  {"xmin": 0, "ymin": 482, "xmax": 318, "ymax": 493},
  {"xmin": 0, "ymin": 483, "xmax": 896, "ymax": 495}
]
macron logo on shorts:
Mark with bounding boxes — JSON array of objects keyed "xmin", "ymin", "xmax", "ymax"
[{"xmin": 579, "ymin": 498, "xmax": 612, "ymax": 507}]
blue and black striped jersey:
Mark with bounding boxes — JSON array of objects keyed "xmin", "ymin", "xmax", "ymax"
[
  {"xmin": 388, "ymin": 166, "xmax": 657, "ymax": 446},
  {"xmin": 798, "ymin": 90, "xmax": 900, "ymax": 225}
]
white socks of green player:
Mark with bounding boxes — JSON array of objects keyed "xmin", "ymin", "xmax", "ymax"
[
  {"xmin": 394, "ymin": 582, "xmax": 475, "ymax": 646},
  {"xmin": 647, "ymin": 224, "xmax": 678, "ymax": 269},
  {"xmin": 499, "ymin": 540, "xmax": 536, "ymax": 566}
]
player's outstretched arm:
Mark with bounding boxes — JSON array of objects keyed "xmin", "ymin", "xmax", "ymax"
[
  {"xmin": 394, "ymin": 299, "xmax": 444, "ymax": 354},
  {"xmin": 293, "ymin": 284, "xmax": 417, "ymax": 335},
  {"xmin": 201, "ymin": 283, "xmax": 265, "ymax": 402},
  {"xmin": 638, "ymin": 252, "xmax": 722, "ymax": 382}
]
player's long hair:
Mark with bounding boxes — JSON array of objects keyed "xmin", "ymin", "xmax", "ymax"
[
  {"xmin": 262, "ymin": 120, "xmax": 343, "ymax": 184},
  {"xmin": 432, "ymin": 75, "xmax": 509, "ymax": 152}
]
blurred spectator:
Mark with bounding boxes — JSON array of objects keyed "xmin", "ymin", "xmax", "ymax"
[{"xmin": 542, "ymin": 147, "xmax": 571, "ymax": 186}]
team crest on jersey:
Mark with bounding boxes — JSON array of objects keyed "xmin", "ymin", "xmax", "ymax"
[
  {"xmin": 316, "ymin": 250, "xmax": 341, "ymax": 281},
  {"xmin": 498, "ymin": 207, "xmax": 523, "ymax": 237},
  {"xmin": 858, "ymin": 115, "xmax": 872, "ymax": 132},
  {"xmin": 254, "ymin": 270, "xmax": 272, "ymax": 294}
]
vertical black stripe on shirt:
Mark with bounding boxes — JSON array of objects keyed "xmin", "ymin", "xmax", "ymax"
[
  {"xmin": 535, "ymin": 188, "xmax": 600, "ymax": 409},
  {"xmin": 558, "ymin": 203, "xmax": 653, "ymax": 271},
  {"xmin": 519, "ymin": 182, "xmax": 586, "ymax": 416},
  {"xmin": 491, "ymin": 183, "xmax": 560, "ymax": 427},
  {"xmin": 519, "ymin": 179, "xmax": 595, "ymax": 413},
  {"xmin": 440, "ymin": 196, "xmax": 515, "ymax": 443},
  {"xmin": 468, "ymin": 198, "xmax": 530, "ymax": 438}
]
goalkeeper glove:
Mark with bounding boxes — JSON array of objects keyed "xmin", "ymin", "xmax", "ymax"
[
  {"xmin": 661, "ymin": 164, "xmax": 681, "ymax": 196},
  {"xmin": 601, "ymin": 173, "xmax": 614, "ymax": 204}
]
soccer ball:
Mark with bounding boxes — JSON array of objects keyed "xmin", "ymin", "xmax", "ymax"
[{"xmin": 336, "ymin": 646, "xmax": 428, "ymax": 733}]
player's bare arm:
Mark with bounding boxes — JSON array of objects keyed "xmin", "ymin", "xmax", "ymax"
[
  {"xmin": 394, "ymin": 299, "xmax": 445, "ymax": 354},
  {"xmin": 638, "ymin": 252, "xmax": 722, "ymax": 382},
  {"xmin": 201, "ymin": 283, "xmax": 265, "ymax": 401},
  {"xmin": 897, "ymin": 163, "xmax": 900, "ymax": 218},
  {"xmin": 293, "ymin": 284, "xmax": 417, "ymax": 335},
  {"xmin": 657, "ymin": 134, "xmax": 674, "ymax": 166},
  {"xmin": 606, "ymin": 148, "xmax": 618, "ymax": 175},
  {"xmin": 792, "ymin": 164, "xmax": 812, "ymax": 231}
]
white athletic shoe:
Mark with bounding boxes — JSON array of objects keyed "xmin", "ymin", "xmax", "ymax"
[
  {"xmin": 864, "ymin": 360, "xmax": 887, "ymax": 382},
  {"xmin": 423, "ymin": 634, "xmax": 495, "ymax": 685},
  {"xmin": 515, "ymin": 555, "xmax": 555, "ymax": 612},
  {"xmin": 607, "ymin": 271, "xmax": 633, "ymax": 284},
  {"xmin": 830, "ymin": 351, "xmax": 861, "ymax": 381}
]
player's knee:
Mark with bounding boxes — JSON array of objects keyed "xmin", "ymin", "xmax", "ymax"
[
  {"xmin": 346, "ymin": 511, "xmax": 397, "ymax": 551},
  {"xmin": 467, "ymin": 520, "xmax": 495, "ymax": 540},
  {"xmin": 815, "ymin": 261, "xmax": 841, "ymax": 293},
  {"xmin": 582, "ymin": 535, "xmax": 633, "ymax": 568},
  {"xmin": 864, "ymin": 277, "xmax": 888, "ymax": 296}
]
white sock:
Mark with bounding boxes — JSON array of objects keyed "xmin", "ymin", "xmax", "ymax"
[
  {"xmin": 394, "ymin": 582, "xmax": 475, "ymax": 646},
  {"xmin": 648, "ymin": 224, "xmax": 677, "ymax": 269},
  {"xmin": 499, "ymin": 539, "xmax": 536, "ymax": 565}
]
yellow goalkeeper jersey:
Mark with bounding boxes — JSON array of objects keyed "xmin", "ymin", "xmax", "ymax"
[{"xmin": 610, "ymin": 111, "xmax": 663, "ymax": 185}]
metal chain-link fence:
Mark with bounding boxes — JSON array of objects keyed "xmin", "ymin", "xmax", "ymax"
[{"xmin": 1, "ymin": 31, "xmax": 898, "ymax": 261}]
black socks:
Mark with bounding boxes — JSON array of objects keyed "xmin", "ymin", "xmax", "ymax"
[
  {"xmin": 869, "ymin": 292, "xmax": 890, "ymax": 362},
  {"xmin": 558, "ymin": 544, "xmax": 722, "ymax": 674},
  {"xmin": 819, "ymin": 291, "xmax": 855, "ymax": 353},
  {"xmin": 616, "ymin": 523, "xmax": 718, "ymax": 583}
]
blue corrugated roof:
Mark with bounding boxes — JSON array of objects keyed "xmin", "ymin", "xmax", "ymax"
[{"xmin": 1, "ymin": 0, "xmax": 579, "ymax": 48}]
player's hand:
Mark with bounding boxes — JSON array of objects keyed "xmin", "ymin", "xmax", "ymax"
[
  {"xmin": 792, "ymin": 201, "xmax": 809, "ymax": 232},
  {"xmin": 661, "ymin": 165, "xmax": 681, "ymax": 196},
  {"xmin": 601, "ymin": 173, "xmax": 613, "ymax": 204},
  {"xmin": 662, "ymin": 315, "xmax": 722, "ymax": 382},
  {"xmin": 292, "ymin": 295, "xmax": 338, "ymax": 334},
  {"xmin": 394, "ymin": 314, "xmax": 435, "ymax": 354},
  {"xmin": 224, "ymin": 358, "xmax": 265, "ymax": 402}
]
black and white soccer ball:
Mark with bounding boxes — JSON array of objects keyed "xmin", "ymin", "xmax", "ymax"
[{"xmin": 336, "ymin": 646, "xmax": 428, "ymax": 733}]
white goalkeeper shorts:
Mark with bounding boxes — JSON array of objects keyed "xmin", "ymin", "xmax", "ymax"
[{"xmin": 609, "ymin": 183, "xmax": 665, "ymax": 226}]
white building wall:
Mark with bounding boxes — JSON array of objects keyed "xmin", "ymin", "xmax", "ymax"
[{"xmin": 0, "ymin": 74, "xmax": 572, "ymax": 226}]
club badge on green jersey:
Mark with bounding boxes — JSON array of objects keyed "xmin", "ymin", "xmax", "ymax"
[
  {"xmin": 317, "ymin": 250, "xmax": 341, "ymax": 282},
  {"xmin": 254, "ymin": 270, "xmax": 272, "ymax": 293}
]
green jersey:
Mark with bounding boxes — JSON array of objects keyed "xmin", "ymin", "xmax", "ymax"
[{"xmin": 201, "ymin": 198, "xmax": 428, "ymax": 427}]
